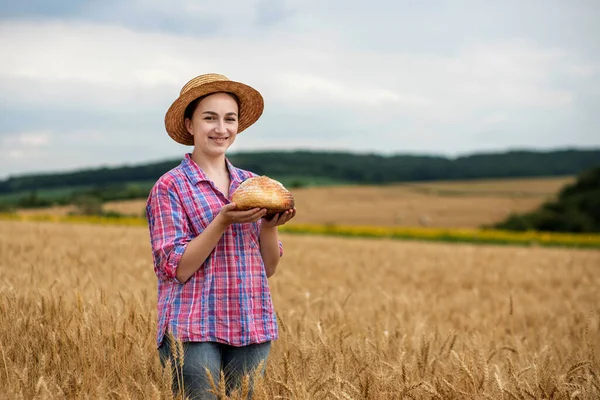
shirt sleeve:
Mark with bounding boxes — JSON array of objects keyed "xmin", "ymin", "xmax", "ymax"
[{"xmin": 146, "ymin": 181, "xmax": 192, "ymax": 284}]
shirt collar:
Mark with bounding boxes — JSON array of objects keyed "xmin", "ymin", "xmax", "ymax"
[
  {"xmin": 182, "ymin": 153, "xmax": 245, "ymax": 187},
  {"xmin": 225, "ymin": 157, "xmax": 245, "ymax": 185}
]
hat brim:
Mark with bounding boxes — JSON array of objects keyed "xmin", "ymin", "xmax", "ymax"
[{"xmin": 164, "ymin": 80, "xmax": 264, "ymax": 146}]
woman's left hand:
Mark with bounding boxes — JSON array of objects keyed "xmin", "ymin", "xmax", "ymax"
[{"xmin": 261, "ymin": 208, "xmax": 296, "ymax": 228}]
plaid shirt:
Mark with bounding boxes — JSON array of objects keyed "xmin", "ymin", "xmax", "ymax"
[{"xmin": 145, "ymin": 153, "xmax": 281, "ymax": 348}]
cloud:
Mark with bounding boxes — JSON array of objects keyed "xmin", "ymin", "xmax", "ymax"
[
  {"xmin": 271, "ymin": 72, "xmax": 431, "ymax": 107},
  {"xmin": 2, "ymin": 131, "xmax": 51, "ymax": 150},
  {"xmin": 0, "ymin": 0, "xmax": 290, "ymax": 36},
  {"xmin": 0, "ymin": 0, "xmax": 85, "ymax": 19},
  {"xmin": 255, "ymin": 0, "xmax": 296, "ymax": 27},
  {"xmin": 18, "ymin": 132, "xmax": 51, "ymax": 146},
  {"xmin": 1, "ymin": 131, "xmax": 52, "ymax": 167},
  {"xmin": 566, "ymin": 64, "xmax": 600, "ymax": 79},
  {"xmin": 0, "ymin": 21, "xmax": 577, "ymax": 114}
]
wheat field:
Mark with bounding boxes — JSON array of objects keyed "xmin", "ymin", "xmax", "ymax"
[
  {"xmin": 1, "ymin": 219, "xmax": 599, "ymax": 399},
  {"xmin": 105, "ymin": 177, "xmax": 572, "ymax": 228},
  {"xmin": 16, "ymin": 176, "xmax": 573, "ymax": 229}
]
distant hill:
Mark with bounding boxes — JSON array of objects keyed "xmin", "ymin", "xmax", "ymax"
[
  {"xmin": 494, "ymin": 165, "xmax": 600, "ymax": 233},
  {"xmin": 1, "ymin": 148, "xmax": 599, "ymax": 196}
]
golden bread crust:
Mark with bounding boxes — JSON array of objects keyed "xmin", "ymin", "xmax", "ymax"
[{"xmin": 231, "ymin": 176, "xmax": 295, "ymax": 215}]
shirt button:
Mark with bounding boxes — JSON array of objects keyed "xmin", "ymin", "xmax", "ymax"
[
  {"xmin": 235, "ymin": 256, "xmax": 239, "ymax": 261},
  {"xmin": 237, "ymin": 279, "xmax": 242, "ymax": 285},
  {"xmin": 232, "ymin": 231, "xmax": 237, "ymax": 237}
]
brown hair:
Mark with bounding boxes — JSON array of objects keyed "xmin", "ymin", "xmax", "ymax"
[{"xmin": 184, "ymin": 92, "xmax": 241, "ymax": 121}]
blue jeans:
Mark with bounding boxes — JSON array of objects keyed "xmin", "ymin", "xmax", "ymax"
[{"xmin": 158, "ymin": 334, "xmax": 271, "ymax": 400}]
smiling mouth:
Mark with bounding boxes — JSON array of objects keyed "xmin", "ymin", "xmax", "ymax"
[{"xmin": 209, "ymin": 137, "xmax": 229, "ymax": 143}]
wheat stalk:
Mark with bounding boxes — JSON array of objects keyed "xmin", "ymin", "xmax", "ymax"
[{"xmin": 2, "ymin": 220, "xmax": 600, "ymax": 398}]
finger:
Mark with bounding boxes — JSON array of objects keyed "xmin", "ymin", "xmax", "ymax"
[
  {"xmin": 281, "ymin": 213, "xmax": 293, "ymax": 225},
  {"xmin": 278, "ymin": 209, "xmax": 293, "ymax": 223},
  {"xmin": 252, "ymin": 208, "xmax": 268, "ymax": 218},
  {"xmin": 226, "ymin": 208, "xmax": 261, "ymax": 218},
  {"xmin": 253, "ymin": 208, "xmax": 268, "ymax": 219},
  {"xmin": 255, "ymin": 213, "xmax": 269, "ymax": 223},
  {"xmin": 262, "ymin": 212, "xmax": 275, "ymax": 221},
  {"xmin": 246, "ymin": 212, "xmax": 267, "ymax": 223},
  {"xmin": 239, "ymin": 208, "xmax": 267, "ymax": 223},
  {"xmin": 222, "ymin": 203, "xmax": 238, "ymax": 211}
]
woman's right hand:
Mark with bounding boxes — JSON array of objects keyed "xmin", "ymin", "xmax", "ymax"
[{"xmin": 215, "ymin": 203, "xmax": 267, "ymax": 227}]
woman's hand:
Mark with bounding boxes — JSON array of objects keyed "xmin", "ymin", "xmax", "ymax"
[
  {"xmin": 216, "ymin": 203, "xmax": 267, "ymax": 227},
  {"xmin": 261, "ymin": 208, "xmax": 296, "ymax": 228}
]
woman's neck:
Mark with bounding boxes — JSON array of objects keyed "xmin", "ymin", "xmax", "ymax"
[{"xmin": 191, "ymin": 150, "xmax": 228, "ymax": 178}]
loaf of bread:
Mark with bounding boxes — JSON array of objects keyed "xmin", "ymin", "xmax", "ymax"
[{"xmin": 231, "ymin": 176, "xmax": 295, "ymax": 216}]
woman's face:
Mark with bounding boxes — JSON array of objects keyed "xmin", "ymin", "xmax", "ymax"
[{"xmin": 185, "ymin": 92, "xmax": 239, "ymax": 158}]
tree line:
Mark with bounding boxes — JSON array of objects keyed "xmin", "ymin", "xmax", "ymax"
[
  {"xmin": 1, "ymin": 148, "xmax": 599, "ymax": 194},
  {"xmin": 493, "ymin": 165, "xmax": 600, "ymax": 233}
]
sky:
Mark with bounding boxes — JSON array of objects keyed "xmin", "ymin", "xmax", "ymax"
[{"xmin": 1, "ymin": 0, "xmax": 599, "ymax": 178}]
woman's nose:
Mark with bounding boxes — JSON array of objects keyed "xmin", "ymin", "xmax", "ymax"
[{"xmin": 215, "ymin": 120, "xmax": 226, "ymax": 133}]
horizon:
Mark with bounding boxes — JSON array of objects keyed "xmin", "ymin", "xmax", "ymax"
[{"xmin": 1, "ymin": 145, "xmax": 598, "ymax": 181}]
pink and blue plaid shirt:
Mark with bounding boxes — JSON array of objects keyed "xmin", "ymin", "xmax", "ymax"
[{"xmin": 145, "ymin": 153, "xmax": 281, "ymax": 348}]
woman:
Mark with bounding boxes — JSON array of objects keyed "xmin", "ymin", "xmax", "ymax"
[{"xmin": 145, "ymin": 73, "xmax": 295, "ymax": 399}]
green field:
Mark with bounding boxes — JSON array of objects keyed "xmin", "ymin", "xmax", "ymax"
[
  {"xmin": 0, "ymin": 181, "xmax": 156, "ymax": 206},
  {"xmin": 0, "ymin": 176, "xmax": 350, "ymax": 210}
]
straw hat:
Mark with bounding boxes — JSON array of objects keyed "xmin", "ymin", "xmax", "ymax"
[{"xmin": 164, "ymin": 73, "xmax": 264, "ymax": 145}]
